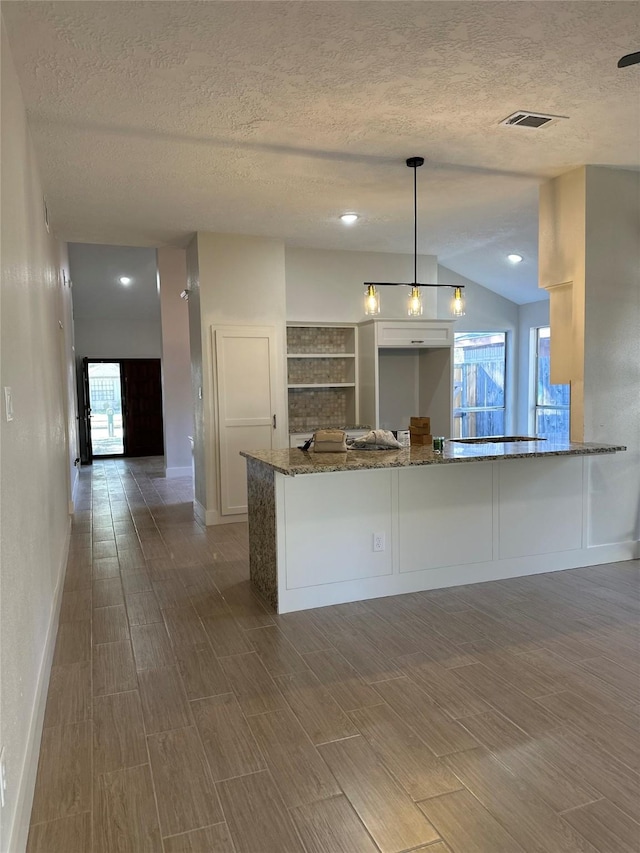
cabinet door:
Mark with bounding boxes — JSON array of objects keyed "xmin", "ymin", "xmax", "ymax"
[
  {"xmin": 377, "ymin": 321, "xmax": 453, "ymax": 348},
  {"xmin": 215, "ymin": 327, "xmax": 277, "ymax": 515}
]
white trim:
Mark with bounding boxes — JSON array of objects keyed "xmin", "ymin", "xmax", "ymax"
[
  {"xmin": 194, "ymin": 498, "xmax": 247, "ymax": 527},
  {"xmin": 8, "ymin": 519, "xmax": 71, "ymax": 853},
  {"xmin": 164, "ymin": 466, "xmax": 192, "ymax": 479},
  {"xmin": 69, "ymin": 466, "xmax": 80, "ymax": 515}
]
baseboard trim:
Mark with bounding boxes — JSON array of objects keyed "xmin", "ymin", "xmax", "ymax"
[
  {"xmin": 165, "ymin": 466, "xmax": 192, "ymax": 479},
  {"xmin": 194, "ymin": 499, "xmax": 247, "ymax": 526},
  {"xmin": 69, "ymin": 466, "xmax": 79, "ymax": 514},
  {"xmin": 8, "ymin": 518, "xmax": 71, "ymax": 853}
]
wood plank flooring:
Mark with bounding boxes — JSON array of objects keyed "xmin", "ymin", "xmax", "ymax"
[{"xmin": 28, "ymin": 457, "xmax": 640, "ymax": 853}]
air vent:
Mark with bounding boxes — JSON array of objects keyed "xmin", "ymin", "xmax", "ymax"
[{"xmin": 500, "ymin": 111, "xmax": 566, "ymax": 129}]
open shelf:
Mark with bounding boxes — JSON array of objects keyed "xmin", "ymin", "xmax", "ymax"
[
  {"xmin": 287, "ymin": 353, "xmax": 356, "ymax": 359},
  {"xmin": 286, "ymin": 325, "xmax": 359, "ymax": 431},
  {"xmin": 288, "ymin": 382, "xmax": 355, "ymax": 389}
]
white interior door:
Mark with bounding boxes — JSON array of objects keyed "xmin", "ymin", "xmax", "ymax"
[{"xmin": 215, "ymin": 326, "xmax": 276, "ymax": 515}]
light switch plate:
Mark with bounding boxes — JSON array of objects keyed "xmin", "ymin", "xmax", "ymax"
[{"xmin": 3, "ymin": 387, "xmax": 13, "ymax": 422}]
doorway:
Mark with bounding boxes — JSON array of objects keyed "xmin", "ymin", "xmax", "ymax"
[
  {"xmin": 81, "ymin": 358, "xmax": 164, "ymax": 461},
  {"xmin": 87, "ymin": 362, "xmax": 124, "ymax": 456}
]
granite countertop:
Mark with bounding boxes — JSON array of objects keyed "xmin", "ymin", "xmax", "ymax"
[
  {"xmin": 288, "ymin": 424, "xmax": 372, "ymax": 434},
  {"xmin": 241, "ymin": 439, "xmax": 627, "ymax": 476}
]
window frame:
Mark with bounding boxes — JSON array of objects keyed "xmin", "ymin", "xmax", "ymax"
[
  {"xmin": 453, "ymin": 330, "xmax": 508, "ymax": 438},
  {"xmin": 532, "ymin": 325, "xmax": 571, "ymax": 440}
]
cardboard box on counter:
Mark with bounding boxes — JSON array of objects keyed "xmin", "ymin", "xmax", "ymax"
[
  {"xmin": 410, "ymin": 416, "xmax": 431, "ymax": 431},
  {"xmin": 409, "ymin": 429, "xmax": 433, "ymax": 446}
]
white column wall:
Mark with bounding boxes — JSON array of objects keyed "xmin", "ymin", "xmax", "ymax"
[
  {"xmin": 194, "ymin": 233, "xmax": 287, "ymax": 524},
  {"xmin": 539, "ymin": 166, "xmax": 640, "ymax": 550},
  {"xmin": 583, "ymin": 168, "xmax": 640, "ymax": 547},
  {"xmin": 157, "ymin": 247, "xmax": 193, "ymax": 478}
]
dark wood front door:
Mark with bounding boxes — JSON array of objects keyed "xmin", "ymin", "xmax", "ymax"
[{"xmin": 122, "ymin": 359, "xmax": 165, "ymax": 457}]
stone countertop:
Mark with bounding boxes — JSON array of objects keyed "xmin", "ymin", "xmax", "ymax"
[{"xmin": 241, "ymin": 439, "xmax": 626, "ymax": 476}]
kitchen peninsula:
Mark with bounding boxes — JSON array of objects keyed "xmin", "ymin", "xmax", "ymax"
[{"xmin": 241, "ymin": 439, "xmax": 626, "ymax": 613}]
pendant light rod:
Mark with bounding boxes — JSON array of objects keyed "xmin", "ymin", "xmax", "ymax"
[
  {"xmin": 406, "ymin": 156, "xmax": 424, "ymax": 285},
  {"xmin": 362, "ymin": 155, "xmax": 465, "ymax": 317}
]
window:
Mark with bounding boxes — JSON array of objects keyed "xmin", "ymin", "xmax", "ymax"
[
  {"xmin": 453, "ymin": 332, "xmax": 506, "ymax": 437},
  {"xmin": 534, "ymin": 326, "xmax": 570, "ymax": 440}
]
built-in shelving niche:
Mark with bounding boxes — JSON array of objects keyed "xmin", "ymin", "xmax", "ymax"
[{"xmin": 286, "ymin": 325, "xmax": 358, "ymax": 432}]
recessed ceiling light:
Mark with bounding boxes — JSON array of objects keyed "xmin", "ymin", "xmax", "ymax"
[
  {"xmin": 507, "ymin": 254, "xmax": 523, "ymax": 264},
  {"xmin": 340, "ymin": 213, "xmax": 359, "ymax": 225},
  {"xmin": 118, "ymin": 276, "xmax": 132, "ymax": 285}
]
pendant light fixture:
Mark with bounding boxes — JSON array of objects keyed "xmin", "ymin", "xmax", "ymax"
[{"xmin": 364, "ymin": 157, "xmax": 465, "ymax": 317}]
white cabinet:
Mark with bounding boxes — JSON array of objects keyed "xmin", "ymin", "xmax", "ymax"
[
  {"xmin": 376, "ymin": 320, "xmax": 454, "ymax": 348},
  {"xmin": 358, "ymin": 319, "xmax": 455, "ymax": 436},
  {"xmin": 213, "ymin": 326, "xmax": 279, "ymax": 517}
]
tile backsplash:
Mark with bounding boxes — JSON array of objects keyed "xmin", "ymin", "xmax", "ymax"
[
  {"xmin": 287, "ymin": 357, "xmax": 352, "ymax": 385},
  {"xmin": 287, "ymin": 326, "xmax": 354, "ymax": 354},
  {"xmin": 288, "ymin": 388, "xmax": 350, "ymax": 432},
  {"xmin": 287, "ymin": 326, "xmax": 357, "ymax": 431}
]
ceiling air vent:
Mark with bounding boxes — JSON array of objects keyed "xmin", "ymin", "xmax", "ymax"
[{"xmin": 500, "ymin": 111, "xmax": 566, "ymax": 129}]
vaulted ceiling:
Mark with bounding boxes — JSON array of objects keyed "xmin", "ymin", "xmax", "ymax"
[{"xmin": 3, "ymin": 1, "xmax": 639, "ymax": 303}]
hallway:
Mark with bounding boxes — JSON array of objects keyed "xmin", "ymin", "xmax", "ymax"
[{"xmin": 27, "ymin": 459, "xmax": 640, "ymax": 853}]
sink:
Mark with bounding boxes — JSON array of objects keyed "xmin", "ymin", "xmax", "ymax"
[{"xmin": 450, "ymin": 436, "xmax": 546, "ymax": 444}]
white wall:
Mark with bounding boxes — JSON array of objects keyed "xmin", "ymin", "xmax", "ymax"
[
  {"xmin": 73, "ymin": 318, "xmax": 162, "ymax": 360},
  {"xmin": 285, "ymin": 247, "xmax": 438, "ymax": 322},
  {"xmin": 1, "ymin": 21, "xmax": 73, "ymax": 852},
  {"xmin": 58, "ymin": 243, "xmax": 80, "ymax": 507},
  {"xmin": 193, "ymin": 233, "xmax": 287, "ymax": 524},
  {"xmin": 583, "ymin": 167, "xmax": 640, "ymax": 547},
  {"xmin": 516, "ymin": 300, "xmax": 549, "ymax": 434},
  {"xmin": 539, "ymin": 165, "xmax": 640, "ymax": 550},
  {"xmin": 186, "ymin": 237, "xmax": 206, "ymax": 508},
  {"xmin": 437, "ymin": 265, "xmax": 520, "ymax": 434},
  {"xmin": 157, "ymin": 248, "xmax": 193, "ymax": 477}
]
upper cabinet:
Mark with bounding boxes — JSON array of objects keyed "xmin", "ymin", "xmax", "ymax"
[{"xmin": 374, "ymin": 319, "xmax": 455, "ymax": 348}]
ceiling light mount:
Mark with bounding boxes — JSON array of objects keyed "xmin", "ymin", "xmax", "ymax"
[
  {"xmin": 363, "ymin": 156, "xmax": 464, "ymax": 317},
  {"xmin": 340, "ymin": 213, "xmax": 359, "ymax": 225}
]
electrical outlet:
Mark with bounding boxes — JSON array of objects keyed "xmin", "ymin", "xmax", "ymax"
[
  {"xmin": 373, "ymin": 532, "xmax": 385, "ymax": 552},
  {"xmin": 0, "ymin": 747, "xmax": 6, "ymax": 808}
]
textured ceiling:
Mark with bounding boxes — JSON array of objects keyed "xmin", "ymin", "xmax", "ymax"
[{"xmin": 3, "ymin": 1, "xmax": 639, "ymax": 303}]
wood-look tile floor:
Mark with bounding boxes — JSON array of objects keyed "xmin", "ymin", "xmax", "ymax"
[{"xmin": 28, "ymin": 458, "xmax": 640, "ymax": 853}]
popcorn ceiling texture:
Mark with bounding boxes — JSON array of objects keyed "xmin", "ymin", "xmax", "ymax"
[{"xmin": 3, "ymin": 2, "xmax": 639, "ymax": 303}]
